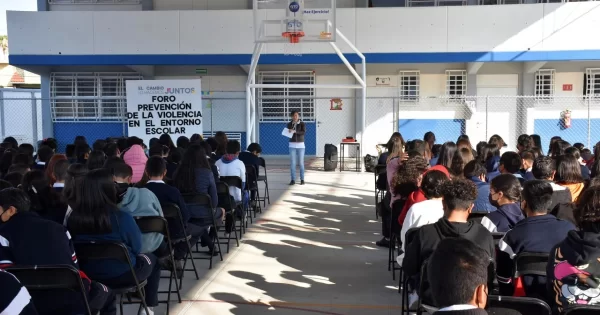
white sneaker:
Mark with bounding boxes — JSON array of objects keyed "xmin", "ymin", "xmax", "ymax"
[
  {"xmin": 396, "ymin": 254, "xmax": 404, "ymax": 266},
  {"xmin": 408, "ymin": 291, "xmax": 419, "ymax": 309},
  {"xmin": 138, "ymin": 307, "xmax": 154, "ymax": 315}
]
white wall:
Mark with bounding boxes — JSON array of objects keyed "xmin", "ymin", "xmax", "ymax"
[
  {"xmin": 153, "ymin": 0, "xmax": 249, "ymax": 10},
  {"xmin": 8, "ymin": 2, "xmax": 600, "ymax": 55}
]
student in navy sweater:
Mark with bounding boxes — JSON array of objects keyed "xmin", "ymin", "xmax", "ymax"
[
  {"xmin": 0, "ymin": 269, "xmax": 38, "ymax": 315},
  {"xmin": 498, "ymin": 152, "xmax": 526, "ymax": 184},
  {"xmin": 464, "ymin": 161, "xmax": 497, "ymax": 213},
  {"xmin": 52, "ymin": 159, "xmax": 69, "ymax": 193},
  {"xmin": 428, "ymin": 238, "xmax": 490, "ymax": 315},
  {"xmin": 33, "ymin": 145, "xmax": 53, "ymax": 171},
  {"xmin": 0, "ymin": 188, "xmax": 114, "ymax": 315},
  {"xmin": 144, "ymin": 156, "xmax": 211, "ymax": 258},
  {"xmin": 172, "ymin": 145, "xmax": 224, "ymax": 250},
  {"xmin": 481, "ymin": 174, "xmax": 525, "ymax": 233},
  {"xmin": 496, "ymin": 180, "xmax": 575, "ymax": 300},
  {"xmin": 66, "ymin": 169, "xmax": 160, "ymax": 315}
]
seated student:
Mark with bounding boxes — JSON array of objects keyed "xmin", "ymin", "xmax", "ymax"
[
  {"xmin": 33, "ymin": 145, "xmax": 53, "ymax": 171},
  {"xmin": 215, "ymin": 140, "xmax": 247, "ymax": 204},
  {"xmin": 397, "ymin": 164, "xmax": 447, "ymax": 227},
  {"xmin": 86, "ymin": 150, "xmax": 106, "ymax": 171},
  {"xmin": 17, "ymin": 143, "xmax": 35, "ymax": 158},
  {"xmin": 45, "ymin": 154, "xmax": 67, "ymax": 186},
  {"xmin": 112, "ymin": 162, "xmax": 165, "ymax": 257},
  {"xmin": 144, "ymin": 156, "xmax": 210, "ymax": 261},
  {"xmin": 52, "ymin": 159, "xmax": 69, "ymax": 193},
  {"xmin": 4, "ymin": 173, "xmax": 23, "ymax": 189},
  {"xmin": 198, "ymin": 141, "xmax": 220, "ymax": 183},
  {"xmin": 239, "ymin": 143, "xmax": 262, "ymax": 174},
  {"xmin": 481, "ymin": 174, "xmax": 525, "ymax": 233},
  {"xmin": 398, "ymin": 170, "xmax": 449, "ymax": 263},
  {"xmin": 532, "ymin": 156, "xmax": 572, "ymax": 210},
  {"xmin": 481, "ymin": 144, "xmax": 501, "ymax": 182},
  {"xmin": 0, "ymin": 188, "xmax": 114, "ymax": 315},
  {"xmin": 547, "ymin": 185, "xmax": 600, "ymax": 314},
  {"xmin": 7, "ymin": 164, "xmax": 30, "ymax": 175},
  {"xmin": 63, "ymin": 164, "xmax": 88, "ymax": 207},
  {"xmin": 12, "ymin": 153, "xmax": 33, "ymax": 168},
  {"xmin": 172, "ymin": 145, "xmax": 223, "ymax": 252},
  {"xmin": 565, "ymin": 146, "xmax": 591, "ymax": 180},
  {"xmin": 403, "ymin": 179, "xmax": 495, "ymax": 306},
  {"xmin": 122, "ymin": 144, "xmax": 148, "ymax": 184},
  {"xmin": 21, "ymin": 170, "xmax": 69, "ymax": 225},
  {"xmin": 74, "ymin": 143, "xmax": 91, "ymax": 164},
  {"xmin": 67, "ymin": 169, "xmax": 160, "ymax": 315},
  {"xmin": 103, "ymin": 142, "xmax": 120, "ymax": 158},
  {"xmin": 65, "ymin": 144, "xmax": 77, "ymax": 163},
  {"xmin": 496, "ymin": 180, "xmax": 575, "ymax": 300},
  {"xmin": 428, "ymin": 238, "xmax": 490, "ymax": 315},
  {"xmin": 555, "ymin": 155, "xmax": 586, "ymax": 202},
  {"xmin": 519, "ymin": 150, "xmax": 536, "ymax": 181},
  {"xmin": 0, "ymin": 269, "xmax": 39, "ymax": 315},
  {"xmin": 464, "ymin": 161, "xmax": 497, "ymax": 213},
  {"xmin": 206, "ymin": 137, "xmax": 219, "ymax": 164},
  {"xmin": 498, "ymin": 151, "xmax": 525, "ymax": 184}
]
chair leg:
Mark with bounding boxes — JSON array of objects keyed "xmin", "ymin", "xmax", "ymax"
[
  {"xmin": 138, "ymin": 286, "xmax": 150, "ymax": 315},
  {"xmin": 119, "ymin": 294, "xmax": 124, "ymax": 315},
  {"xmin": 214, "ymin": 227, "xmax": 223, "ymax": 262}
]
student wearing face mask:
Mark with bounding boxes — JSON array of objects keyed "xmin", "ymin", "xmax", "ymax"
[{"xmin": 481, "ymin": 174, "xmax": 525, "ymax": 233}]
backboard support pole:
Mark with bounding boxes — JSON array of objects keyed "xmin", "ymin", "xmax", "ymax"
[{"xmin": 245, "ymin": 26, "xmax": 366, "ymax": 146}]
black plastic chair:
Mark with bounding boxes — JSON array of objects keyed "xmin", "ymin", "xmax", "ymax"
[
  {"xmin": 161, "ymin": 203, "xmax": 200, "ymax": 284},
  {"xmin": 216, "ymin": 181, "xmax": 241, "ymax": 253},
  {"xmin": 7, "ymin": 265, "xmax": 92, "ymax": 315},
  {"xmin": 561, "ymin": 305, "xmax": 600, "ymax": 314},
  {"xmin": 398, "ymin": 227, "xmax": 420, "ymax": 294},
  {"xmin": 486, "ymin": 295, "xmax": 551, "ymax": 315},
  {"xmin": 219, "ymin": 176, "xmax": 248, "ymax": 231},
  {"xmin": 134, "ymin": 216, "xmax": 180, "ymax": 314},
  {"xmin": 244, "ymin": 163, "xmax": 262, "ymax": 219},
  {"xmin": 513, "ymin": 252, "xmax": 550, "ymax": 278},
  {"xmin": 181, "ymin": 193, "xmax": 224, "ymax": 269},
  {"xmin": 74, "ymin": 241, "xmax": 150, "ymax": 315},
  {"xmin": 257, "ymin": 157, "xmax": 270, "ymax": 207},
  {"xmin": 374, "ymin": 164, "xmax": 387, "ymax": 219},
  {"xmin": 400, "ymin": 228, "xmax": 421, "ymax": 315}
]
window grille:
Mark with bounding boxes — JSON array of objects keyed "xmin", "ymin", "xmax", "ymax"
[
  {"xmin": 535, "ymin": 69, "xmax": 555, "ymax": 100},
  {"xmin": 445, "ymin": 70, "xmax": 467, "ymax": 99},
  {"xmin": 399, "ymin": 71, "xmax": 419, "ymax": 101},
  {"xmin": 50, "ymin": 72, "xmax": 142, "ymax": 121},
  {"xmin": 258, "ymin": 71, "xmax": 315, "ymax": 122},
  {"xmin": 584, "ymin": 68, "xmax": 600, "ymax": 100}
]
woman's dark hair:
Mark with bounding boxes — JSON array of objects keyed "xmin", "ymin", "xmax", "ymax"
[
  {"xmin": 475, "ymin": 141, "xmax": 487, "ymax": 158},
  {"xmin": 550, "ymin": 140, "xmax": 571, "ymax": 158},
  {"xmin": 386, "ymin": 132, "xmax": 405, "ymax": 152},
  {"xmin": 549, "ymin": 136, "xmax": 563, "ymax": 156},
  {"xmin": 63, "ymin": 163, "xmax": 88, "ymax": 203},
  {"xmin": 65, "ymin": 144, "xmax": 76, "ymax": 159},
  {"xmin": 592, "ymin": 159, "xmax": 600, "ymax": 179},
  {"xmin": 86, "ymin": 150, "xmax": 106, "ymax": 171},
  {"xmin": 206, "ymin": 138, "xmax": 218, "ymax": 153},
  {"xmin": 431, "ymin": 144, "xmax": 442, "ymax": 158},
  {"xmin": 555, "ymin": 155, "xmax": 584, "ymax": 184},
  {"xmin": 198, "ymin": 141, "xmax": 214, "ymax": 158},
  {"xmin": 436, "ymin": 142, "xmax": 457, "ymax": 170},
  {"xmin": 574, "ymin": 143, "xmax": 585, "ymax": 152},
  {"xmin": 176, "ymin": 136, "xmax": 190, "ymax": 150},
  {"xmin": 67, "ymin": 168, "xmax": 118, "ymax": 235},
  {"xmin": 103, "ymin": 156, "xmax": 125, "ymax": 171},
  {"xmin": 423, "ymin": 131, "xmax": 435, "ymax": 143},
  {"xmin": 172, "ymin": 145, "xmax": 210, "ymax": 193},
  {"xmin": 149, "ymin": 137, "xmax": 159, "ymax": 148},
  {"xmin": 104, "ymin": 143, "xmax": 119, "ymax": 158},
  {"xmin": 479, "ymin": 144, "xmax": 500, "ymax": 164},
  {"xmin": 159, "ymin": 134, "xmax": 176, "ymax": 150},
  {"xmin": 92, "ymin": 139, "xmax": 107, "ymax": 152},
  {"xmin": 531, "ymin": 146, "xmax": 543, "ymax": 159},
  {"xmin": 40, "ymin": 138, "xmax": 58, "ymax": 151},
  {"xmin": 0, "ymin": 149, "xmax": 17, "ymax": 176},
  {"xmin": 464, "ymin": 160, "xmax": 486, "ymax": 178},
  {"xmin": 290, "ymin": 110, "xmax": 299, "ymax": 116},
  {"xmin": 490, "ymin": 174, "xmax": 521, "ymax": 202},
  {"xmin": 214, "ymin": 132, "xmax": 228, "ymax": 156},
  {"xmin": 46, "ymin": 154, "xmax": 68, "ymax": 185},
  {"xmin": 517, "ymin": 134, "xmax": 533, "ymax": 152},
  {"xmin": 421, "ymin": 170, "xmax": 449, "ymax": 199},
  {"xmin": 12, "ymin": 153, "xmax": 32, "ymax": 166},
  {"xmin": 149, "ymin": 144, "xmax": 170, "ymax": 157},
  {"xmin": 190, "ymin": 134, "xmax": 203, "ymax": 143},
  {"xmin": 20, "ymin": 170, "xmax": 67, "ymax": 217},
  {"xmin": 3, "ymin": 137, "xmax": 18, "ymax": 149},
  {"xmin": 574, "ymin": 185, "xmax": 600, "ymax": 231},
  {"xmin": 392, "ymin": 155, "xmax": 428, "ymax": 197},
  {"xmin": 488, "ymin": 134, "xmax": 505, "ymax": 149},
  {"xmin": 168, "ymin": 149, "xmax": 182, "ymax": 165},
  {"xmin": 116, "ymin": 138, "xmax": 128, "ymax": 153},
  {"xmin": 565, "ymin": 146, "xmax": 581, "ymax": 160},
  {"xmin": 73, "ymin": 136, "xmax": 87, "ymax": 146},
  {"xmin": 18, "ymin": 144, "xmax": 34, "ymax": 157},
  {"xmin": 530, "ymin": 134, "xmax": 542, "ymax": 149},
  {"xmin": 37, "ymin": 145, "xmax": 54, "ymax": 163},
  {"xmin": 450, "ymin": 148, "xmax": 474, "ymax": 178},
  {"xmin": 75, "ymin": 143, "xmax": 91, "ymax": 163}
]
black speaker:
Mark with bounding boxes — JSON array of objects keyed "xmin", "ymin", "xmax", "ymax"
[{"xmin": 324, "ymin": 144, "xmax": 338, "ymax": 171}]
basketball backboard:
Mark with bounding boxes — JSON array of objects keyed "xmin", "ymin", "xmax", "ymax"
[{"xmin": 253, "ymin": 0, "xmax": 336, "ymax": 43}]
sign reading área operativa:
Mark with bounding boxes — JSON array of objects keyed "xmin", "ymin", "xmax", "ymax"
[{"xmin": 126, "ymin": 79, "xmax": 203, "ymax": 145}]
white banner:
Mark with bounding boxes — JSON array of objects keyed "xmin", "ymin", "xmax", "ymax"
[{"xmin": 126, "ymin": 79, "xmax": 202, "ymax": 145}]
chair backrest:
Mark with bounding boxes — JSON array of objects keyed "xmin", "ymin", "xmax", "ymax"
[
  {"xmin": 182, "ymin": 192, "xmax": 213, "ymax": 208},
  {"xmin": 468, "ymin": 212, "xmax": 487, "ymax": 223},
  {"xmin": 513, "ymin": 252, "xmax": 550, "ymax": 277},
  {"xmin": 405, "ymin": 227, "xmax": 420, "ymax": 246},
  {"xmin": 259, "ymin": 157, "xmax": 266, "ymax": 169},
  {"xmin": 562, "ymin": 305, "xmax": 600, "ymax": 315},
  {"xmin": 492, "ymin": 232, "xmax": 505, "ymax": 246},
  {"xmin": 160, "ymin": 203, "xmax": 182, "ymax": 219},
  {"xmin": 216, "ymin": 181, "xmax": 231, "ymax": 195},
  {"xmin": 220, "ymin": 176, "xmax": 243, "ymax": 189},
  {"xmin": 244, "ymin": 163, "xmax": 259, "ymax": 186},
  {"xmin": 134, "ymin": 216, "xmax": 169, "ymax": 236},
  {"xmin": 74, "ymin": 241, "xmax": 133, "ymax": 266},
  {"xmin": 486, "ymin": 295, "xmax": 551, "ymax": 315},
  {"xmin": 8, "ymin": 265, "xmax": 92, "ymax": 315},
  {"xmin": 375, "ymin": 164, "xmax": 386, "ymax": 175}
]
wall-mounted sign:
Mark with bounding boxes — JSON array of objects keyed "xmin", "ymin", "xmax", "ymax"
[
  {"xmin": 375, "ymin": 77, "xmax": 392, "ymax": 86},
  {"xmin": 563, "ymin": 84, "xmax": 573, "ymax": 91},
  {"xmin": 330, "ymin": 98, "xmax": 343, "ymax": 110}
]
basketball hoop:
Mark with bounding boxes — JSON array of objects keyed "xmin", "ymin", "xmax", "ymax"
[
  {"xmin": 282, "ymin": 31, "xmax": 304, "ymax": 44},
  {"xmin": 282, "ymin": 31, "xmax": 303, "ymax": 56}
]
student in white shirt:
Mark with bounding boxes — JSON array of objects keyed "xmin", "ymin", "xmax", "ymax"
[
  {"xmin": 398, "ymin": 170, "xmax": 449, "ymax": 264},
  {"xmin": 215, "ymin": 140, "xmax": 246, "ymax": 203}
]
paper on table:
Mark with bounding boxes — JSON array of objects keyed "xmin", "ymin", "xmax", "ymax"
[{"xmin": 281, "ymin": 128, "xmax": 294, "ymax": 138}]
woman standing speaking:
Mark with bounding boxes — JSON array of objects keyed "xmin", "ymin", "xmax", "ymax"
[{"xmin": 288, "ymin": 110, "xmax": 306, "ymax": 185}]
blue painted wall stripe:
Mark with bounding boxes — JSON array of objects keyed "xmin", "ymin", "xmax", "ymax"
[{"xmin": 10, "ymin": 50, "xmax": 600, "ymax": 66}]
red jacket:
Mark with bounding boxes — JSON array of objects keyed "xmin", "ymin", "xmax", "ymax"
[{"xmin": 398, "ymin": 165, "xmax": 450, "ymax": 226}]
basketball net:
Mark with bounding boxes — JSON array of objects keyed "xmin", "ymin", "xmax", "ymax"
[{"xmin": 283, "ymin": 42, "xmax": 303, "ymax": 57}]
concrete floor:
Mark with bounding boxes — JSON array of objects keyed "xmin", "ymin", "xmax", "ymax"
[{"xmin": 124, "ymin": 157, "xmax": 402, "ymax": 315}]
